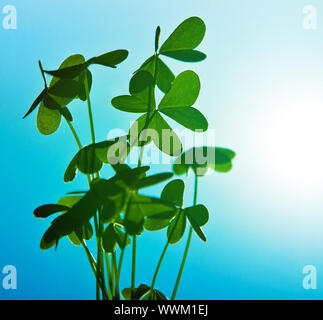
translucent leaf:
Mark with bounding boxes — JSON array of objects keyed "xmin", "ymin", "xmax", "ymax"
[
  {"xmin": 36, "ymin": 102, "xmax": 61, "ymax": 135},
  {"xmin": 185, "ymin": 205, "xmax": 209, "ymax": 227},
  {"xmin": 122, "ymin": 284, "xmax": 150, "ymax": 300},
  {"xmin": 102, "ymin": 224, "xmax": 118, "ymax": 253},
  {"xmin": 139, "ymin": 56, "xmax": 175, "ymax": 93},
  {"xmin": 45, "ymin": 63, "xmax": 86, "ymax": 79},
  {"xmin": 160, "ymin": 106, "xmax": 208, "ymax": 132},
  {"xmin": 64, "ymin": 138, "xmax": 128, "ymax": 182},
  {"xmin": 161, "ymin": 50, "xmax": 206, "ymax": 62},
  {"xmin": 142, "ymin": 289, "xmax": 168, "ymax": 300},
  {"xmin": 47, "ymin": 79, "xmax": 79, "ymax": 99},
  {"xmin": 77, "ymin": 69, "xmax": 92, "ymax": 101},
  {"xmin": 111, "ymin": 95, "xmax": 148, "ymax": 113},
  {"xmin": 23, "ymin": 89, "xmax": 46, "ymax": 119},
  {"xmin": 173, "ymin": 147, "xmax": 236, "ymax": 176},
  {"xmin": 144, "ymin": 210, "xmax": 177, "ymax": 231},
  {"xmin": 68, "ymin": 221, "xmax": 93, "ymax": 246},
  {"xmin": 159, "ymin": 17, "xmax": 206, "ymax": 53},
  {"xmin": 128, "ymin": 113, "xmax": 152, "ymax": 147},
  {"xmin": 57, "ymin": 196, "xmax": 82, "ymax": 207},
  {"xmin": 33, "ymin": 204, "xmax": 69, "ymax": 218},
  {"xmin": 161, "ymin": 179, "xmax": 185, "ymax": 207},
  {"xmin": 88, "ymin": 50, "xmax": 128, "ymax": 68},
  {"xmin": 59, "ymin": 107, "xmax": 73, "ymax": 122},
  {"xmin": 131, "ymin": 172, "xmax": 173, "ymax": 190},
  {"xmin": 158, "ymin": 70, "xmax": 200, "ymax": 110},
  {"xmin": 149, "ymin": 112, "xmax": 182, "ymax": 156},
  {"xmin": 167, "ymin": 210, "xmax": 186, "ymax": 244}
]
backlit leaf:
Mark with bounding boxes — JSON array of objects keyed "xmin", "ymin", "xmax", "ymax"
[
  {"xmin": 33, "ymin": 204, "xmax": 69, "ymax": 218},
  {"xmin": 160, "ymin": 107, "xmax": 208, "ymax": 132},
  {"xmin": 173, "ymin": 147, "xmax": 236, "ymax": 176},
  {"xmin": 161, "ymin": 179, "xmax": 185, "ymax": 207},
  {"xmin": 159, "ymin": 17, "xmax": 206, "ymax": 53},
  {"xmin": 88, "ymin": 50, "xmax": 129, "ymax": 68},
  {"xmin": 161, "ymin": 50, "xmax": 206, "ymax": 62},
  {"xmin": 36, "ymin": 102, "xmax": 61, "ymax": 135},
  {"xmin": 167, "ymin": 210, "xmax": 186, "ymax": 244},
  {"xmin": 158, "ymin": 71, "xmax": 200, "ymax": 110},
  {"xmin": 149, "ymin": 112, "xmax": 182, "ymax": 156}
]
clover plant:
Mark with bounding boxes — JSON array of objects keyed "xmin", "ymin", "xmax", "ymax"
[{"xmin": 24, "ymin": 17, "xmax": 235, "ymax": 300}]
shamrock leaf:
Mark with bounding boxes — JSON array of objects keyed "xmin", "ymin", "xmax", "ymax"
[{"xmin": 173, "ymin": 146, "xmax": 236, "ymax": 176}]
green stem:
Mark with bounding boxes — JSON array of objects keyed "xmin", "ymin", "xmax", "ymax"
[
  {"xmin": 115, "ymin": 197, "xmax": 132, "ymax": 300},
  {"xmin": 131, "ymin": 235, "xmax": 136, "ymax": 297},
  {"xmin": 151, "ymin": 241, "xmax": 169, "ymax": 290},
  {"xmin": 81, "ymin": 241, "xmax": 109, "ymax": 300},
  {"xmin": 105, "ymin": 253, "xmax": 113, "ymax": 300},
  {"xmin": 65, "ymin": 118, "xmax": 103, "ymax": 299},
  {"xmin": 111, "ymin": 252, "xmax": 117, "ymax": 298},
  {"xmin": 84, "ymin": 71, "xmax": 106, "ymax": 300},
  {"xmin": 171, "ymin": 174, "xmax": 198, "ymax": 300}
]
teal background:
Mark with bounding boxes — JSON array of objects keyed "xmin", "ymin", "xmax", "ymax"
[{"xmin": 1, "ymin": 0, "xmax": 323, "ymax": 299}]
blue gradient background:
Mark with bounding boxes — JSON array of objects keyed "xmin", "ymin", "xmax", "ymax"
[{"xmin": 1, "ymin": 0, "xmax": 323, "ymax": 299}]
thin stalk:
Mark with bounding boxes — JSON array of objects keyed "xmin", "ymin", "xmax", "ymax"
[
  {"xmin": 131, "ymin": 235, "xmax": 136, "ymax": 297},
  {"xmin": 115, "ymin": 197, "xmax": 132, "ymax": 299},
  {"xmin": 171, "ymin": 174, "xmax": 198, "ymax": 300},
  {"xmin": 111, "ymin": 252, "xmax": 117, "ymax": 298},
  {"xmin": 105, "ymin": 253, "xmax": 113, "ymax": 300},
  {"xmin": 150, "ymin": 241, "xmax": 169, "ymax": 290},
  {"xmin": 65, "ymin": 118, "xmax": 102, "ymax": 299},
  {"xmin": 84, "ymin": 72, "xmax": 106, "ymax": 299},
  {"xmin": 81, "ymin": 241, "xmax": 109, "ymax": 300}
]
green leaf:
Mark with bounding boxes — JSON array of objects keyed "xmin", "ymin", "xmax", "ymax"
[
  {"xmin": 23, "ymin": 89, "xmax": 46, "ymax": 119},
  {"xmin": 142, "ymin": 289, "xmax": 168, "ymax": 300},
  {"xmin": 33, "ymin": 204, "xmax": 69, "ymax": 218},
  {"xmin": 128, "ymin": 113, "xmax": 152, "ymax": 147},
  {"xmin": 160, "ymin": 107, "xmax": 208, "ymax": 132},
  {"xmin": 144, "ymin": 210, "xmax": 177, "ymax": 231},
  {"xmin": 59, "ymin": 107, "xmax": 73, "ymax": 122},
  {"xmin": 114, "ymin": 225, "xmax": 130, "ymax": 249},
  {"xmin": 111, "ymin": 95, "xmax": 148, "ymax": 113},
  {"xmin": 167, "ymin": 210, "xmax": 186, "ymax": 244},
  {"xmin": 46, "ymin": 54, "xmax": 87, "ymax": 108},
  {"xmin": 57, "ymin": 196, "xmax": 82, "ymax": 207},
  {"xmin": 78, "ymin": 144, "xmax": 103, "ymax": 174},
  {"xmin": 77, "ymin": 69, "xmax": 92, "ymax": 101},
  {"xmin": 64, "ymin": 138, "xmax": 128, "ymax": 182},
  {"xmin": 131, "ymin": 172, "xmax": 173, "ymax": 190},
  {"xmin": 68, "ymin": 221, "xmax": 93, "ymax": 246},
  {"xmin": 139, "ymin": 56, "xmax": 175, "ymax": 93},
  {"xmin": 185, "ymin": 205, "xmax": 209, "ymax": 227},
  {"xmin": 122, "ymin": 284, "xmax": 150, "ymax": 300},
  {"xmin": 47, "ymin": 78, "xmax": 79, "ymax": 99},
  {"xmin": 129, "ymin": 70, "xmax": 155, "ymax": 108},
  {"xmin": 45, "ymin": 63, "xmax": 86, "ymax": 79},
  {"xmin": 36, "ymin": 102, "xmax": 61, "ymax": 135},
  {"xmin": 159, "ymin": 17, "xmax": 206, "ymax": 53},
  {"xmin": 126, "ymin": 194, "xmax": 176, "ymax": 235},
  {"xmin": 173, "ymin": 147, "xmax": 236, "ymax": 176},
  {"xmin": 161, "ymin": 50, "xmax": 206, "ymax": 62},
  {"xmin": 161, "ymin": 179, "xmax": 185, "ymax": 207},
  {"xmin": 185, "ymin": 205, "xmax": 209, "ymax": 242},
  {"xmin": 88, "ymin": 50, "xmax": 128, "ymax": 68},
  {"xmin": 158, "ymin": 70, "xmax": 200, "ymax": 110},
  {"xmin": 102, "ymin": 224, "xmax": 118, "ymax": 253},
  {"xmin": 149, "ymin": 112, "xmax": 182, "ymax": 156}
]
